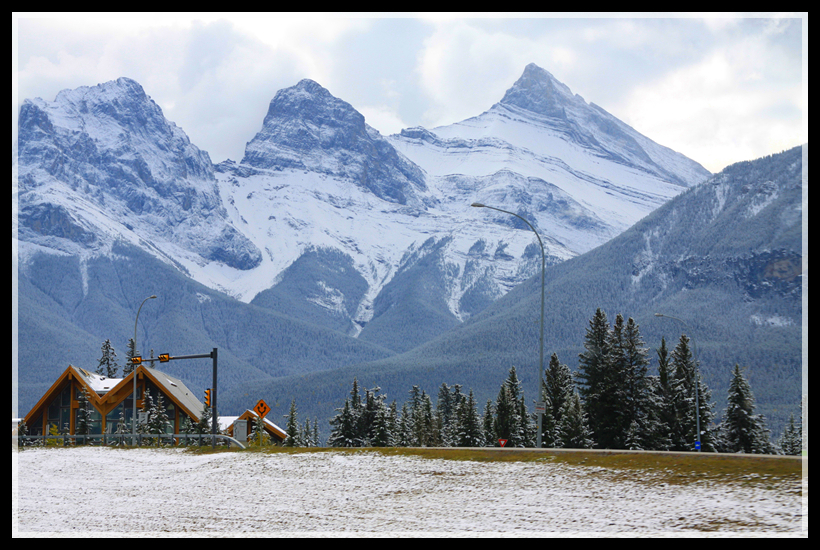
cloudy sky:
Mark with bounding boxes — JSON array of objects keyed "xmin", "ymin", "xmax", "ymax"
[{"xmin": 13, "ymin": 12, "xmax": 807, "ymax": 174}]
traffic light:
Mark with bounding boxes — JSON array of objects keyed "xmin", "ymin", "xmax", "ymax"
[
  {"xmin": 159, "ymin": 354, "xmax": 170, "ymax": 363},
  {"xmin": 131, "ymin": 356, "xmax": 142, "ymax": 365},
  {"xmin": 204, "ymin": 388, "xmax": 211, "ymax": 408}
]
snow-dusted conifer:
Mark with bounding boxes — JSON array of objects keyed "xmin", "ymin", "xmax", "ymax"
[
  {"xmin": 284, "ymin": 399, "xmax": 300, "ymax": 447},
  {"xmin": 555, "ymin": 391, "xmax": 594, "ymax": 449},
  {"xmin": 96, "ymin": 339, "xmax": 120, "ymax": 378}
]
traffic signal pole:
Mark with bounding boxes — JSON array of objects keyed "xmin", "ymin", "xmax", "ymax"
[{"xmin": 130, "ymin": 347, "xmax": 218, "ymax": 448}]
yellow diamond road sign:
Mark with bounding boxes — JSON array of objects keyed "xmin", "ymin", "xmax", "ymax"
[{"xmin": 254, "ymin": 399, "xmax": 270, "ymax": 418}]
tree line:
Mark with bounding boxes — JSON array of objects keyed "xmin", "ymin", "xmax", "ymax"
[{"xmin": 307, "ymin": 308, "xmax": 802, "ymax": 455}]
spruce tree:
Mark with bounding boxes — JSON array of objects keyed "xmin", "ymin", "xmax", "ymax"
[
  {"xmin": 284, "ymin": 399, "xmax": 300, "ymax": 447},
  {"xmin": 371, "ymin": 401, "xmax": 395, "ymax": 447},
  {"xmin": 619, "ymin": 316, "xmax": 661, "ymax": 450},
  {"xmin": 494, "ymin": 375, "xmax": 523, "ymax": 446},
  {"xmin": 123, "ymin": 338, "xmax": 138, "ymax": 375},
  {"xmin": 249, "ymin": 413, "xmax": 271, "ymax": 447},
  {"xmin": 456, "ymin": 389, "xmax": 484, "ymax": 447},
  {"xmin": 545, "ymin": 353, "xmax": 574, "ymax": 426},
  {"xmin": 482, "ymin": 399, "xmax": 496, "ymax": 447},
  {"xmin": 328, "ymin": 398, "xmax": 359, "ymax": 447},
  {"xmin": 778, "ymin": 413, "xmax": 802, "ymax": 455},
  {"xmin": 146, "ymin": 390, "xmax": 171, "ymax": 446},
  {"xmin": 555, "ymin": 391, "xmax": 594, "ymax": 449},
  {"xmin": 669, "ymin": 334, "xmax": 716, "ymax": 452},
  {"xmin": 653, "ymin": 337, "xmax": 676, "ymax": 449},
  {"xmin": 75, "ymin": 386, "xmax": 93, "ymax": 442},
  {"xmin": 96, "ymin": 339, "xmax": 120, "ymax": 378},
  {"xmin": 722, "ymin": 364, "xmax": 774, "ymax": 454},
  {"xmin": 576, "ymin": 308, "xmax": 612, "ymax": 448}
]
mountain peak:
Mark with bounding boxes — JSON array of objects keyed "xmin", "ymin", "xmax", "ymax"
[
  {"xmin": 499, "ymin": 63, "xmax": 577, "ymax": 118},
  {"xmin": 240, "ymin": 79, "xmax": 426, "ymax": 205}
]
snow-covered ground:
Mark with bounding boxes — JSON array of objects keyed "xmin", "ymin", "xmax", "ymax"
[{"xmin": 12, "ymin": 447, "xmax": 806, "ymax": 537}]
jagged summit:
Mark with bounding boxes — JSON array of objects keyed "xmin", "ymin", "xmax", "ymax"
[
  {"xmin": 499, "ymin": 63, "xmax": 579, "ymax": 118},
  {"xmin": 15, "ymin": 76, "xmax": 262, "ymax": 271},
  {"xmin": 240, "ymin": 79, "xmax": 426, "ymax": 206}
]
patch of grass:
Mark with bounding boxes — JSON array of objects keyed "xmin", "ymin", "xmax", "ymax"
[{"xmin": 219, "ymin": 446, "xmax": 804, "ymax": 489}]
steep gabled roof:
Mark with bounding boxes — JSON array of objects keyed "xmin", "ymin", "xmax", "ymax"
[{"xmin": 23, "ymin": 364, "xmax": 205, "ymax": 426}]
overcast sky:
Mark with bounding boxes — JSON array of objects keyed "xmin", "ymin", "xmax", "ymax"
[{"xmin": 13, "ymin": 12, "xmax": 807, "ymax": 174}]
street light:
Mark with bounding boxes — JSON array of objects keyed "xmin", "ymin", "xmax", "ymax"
[
  {"xmin": 472, "ymin": 203, "xmax": 547, "ymax": 448},
  {"xmin": 655, "ymin": 312, "xmax": 702, "ymax": 452},
  {"xmin": 132, "ymin": 295, "xmax": 156, "ymax": 443}
]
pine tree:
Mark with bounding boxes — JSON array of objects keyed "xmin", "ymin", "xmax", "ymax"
[
  {"xmin": 145, "ymin": 390, "xmax": 171, "ymax": 446},
  {"xmin": 398, "ymin": 402, "xmax": 412, "ymax": 447},
  {"xmin": 123, "ymin": 338, "xmax": 138, "ymax": 375},
  {"xmin": 545, "ymin": 353, "xmax": 574, "ymax": 426},
  {"xmin": 669, "ymin": 334, "xmax": 716, "ymax": 452},
  {"xmin": 75, "ymin": 386, "xmax": 93, "ymax": 442},
  {"xmin": 96, "ymin": 339, "xmax": 120, "ymax": 378},
  {"xmin": 555, "ymin": 391, "xmax": 594, "ymax": 449},
  {"xmin": 778, "ymin": 413, "xmax": 802, "ymax": 455},
  {"xmin": 653, "ymin": 337, "xmax": 675, "ymax": 449},
  {"xmin": 328, "ymin": 398, "xmax": 360, "ymax": 447},
  {"xmin": 576, "ymin": 308, "xmax": 612, "ymax": 448},
  {"xmin": 494, "ymin": 370, "xmax": 524, "ymax": 447},
  {"xmin": 456, "ymin": 389, "xmax": 484, "ymax": 447},
  {"xmin": 249, "ymin": 413, "xmax": 271, "ymax": 447},
  {"xmin": 482, "ymin": 399, "xmax": 496, "ymax": 447},
  {"xmin": 722, "ymin": 364, "xmax": 774, "ymax": 454},
  {"xmin": 284, "ymin": 399, "xmax": 300, "ymax": 447},
  {"xmin": 371, "ymin": 401, "xmax": 395, "ymax": 447},
  {"xmin": 618, "ymin": 316, "xmax": 661, "ymax": 450}
]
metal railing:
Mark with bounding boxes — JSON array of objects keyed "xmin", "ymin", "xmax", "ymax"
[{"xmin": 12, "ymin": 433, "xmax": 246, "ymax": 449}]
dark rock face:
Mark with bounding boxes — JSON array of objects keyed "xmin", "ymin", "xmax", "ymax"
[
  {"xmin": 241, "ymin": 79, "xmax": 426, "ymax": 205},
  {"xmin": 16, "ymin": 77, "xmax": 261, "ymax": 270}
]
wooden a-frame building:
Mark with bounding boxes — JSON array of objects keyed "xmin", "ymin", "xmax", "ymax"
[{"xmin": 22, "ymin": 364, "xmax": 205, "ymax": 437}]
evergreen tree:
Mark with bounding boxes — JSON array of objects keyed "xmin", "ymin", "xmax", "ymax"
[
  {"xmin": 75, "ymin": 386, "xmax": 93, "ymax": 442},
  {"xmin": 618, "ymin": 316, "xmax": 662, "ymax": 450},
  {"xmin": 196, "ymin": 401, "xmax": 213, "ymax": 439},
  {"xmin": 494, "ymin": 370, "xmax": 524, "ymax": 447},
  {"xmin": 555, "ymin": 391, "xmax": 594, "ymax": 449},
  {"xmin": 398, "ymin": 402, "xmax": 412, "ymax": 447},
  {"xmin": 179, "ymin": 415, "xmax": 195, "ymax": 447},
  {"xmin": 482, "ymin": 399, "xmax": 496, "ymax": 447},
  {"xmin": 123, "ymin": 338, "xmax": 138, "ymax": 375},
  {"xmin": 113, "ymin": 409, "xmax": 130, "ymax": 446},
  {"xmin": 328, "ymin": 398, "xmax": 360, "ymax": 447},
  {"xmin": 722, "ymin": 364, "xmax": 774, "ymax": 454},
  {"xmin": 576, "ymin": 308, "xmax": 612, "ymax": 448},
  {"xmin": 96, "ymin": 339, "xmax": 120, "ymax": 378},
  {"xmin": 669, "ymin": 334, "xmax": 716, "ymax": 452},
  {"xmin": 456, "ymin": 389, "xmax": 484, "ymax": 447},
  {"xmin": 545, "ymin": 353, "xmax": 574, "ymax": 426},
  {"xmin": 301, "ymin": 418, "xmax": 314, "ymax": 447},
  {"xmin": 249, "ymin": 413, "xmax": 271, "ymax": 447},
  {"xmin": 778, "ymin": 413, "xmax": 802, "ymax": 456},
  {"xmin": 284, "ymin": 399, "xmax": 300, "ymax": 447},
  {"xmin": 653, "ymin": 337, "xmax": 676, "ymax": 449},
  {"xmin": 371, "ymin": 401, "xmax": 395, "ymax": 447},
  {"xmin": 145, "ymin": 390, "xmax": 171, "ymax": 446}
]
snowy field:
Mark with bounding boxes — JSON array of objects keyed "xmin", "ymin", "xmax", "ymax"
[{"xmin": 12, "ymin": 447, "xmax": 807, "ymax": 537}]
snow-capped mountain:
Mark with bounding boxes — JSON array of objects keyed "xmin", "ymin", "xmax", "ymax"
[
  {"xmin": 14, "ymin": 77, "xmax": 262, "ymax": 273},
  {"xmin": 15, "ymin": 65, "xmax": 710, "ymax": 355}
]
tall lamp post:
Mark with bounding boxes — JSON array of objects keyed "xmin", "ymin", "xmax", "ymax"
[
  {"xmin": 471, "ymin": 203, "xmax": 547, "ymax": 448},
  {"xmin": 132, "ymin": 295, "xmax": 156, "ymax": 444},
  {"xmin": 655, "ymin": 312, "xmax": 702, "ymax": 452}
]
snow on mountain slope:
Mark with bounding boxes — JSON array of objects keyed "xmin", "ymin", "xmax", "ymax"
[
  {"xmin": 15, "ymin": 77, "xmax": 262, "ymax": 280},
  {"xmin": 15, "ymin": 66, "xmax": 711, "ymax": 343},
  {"xmin": 388, "ymin": 64, "xmax": 711, "ymax": 251}
]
